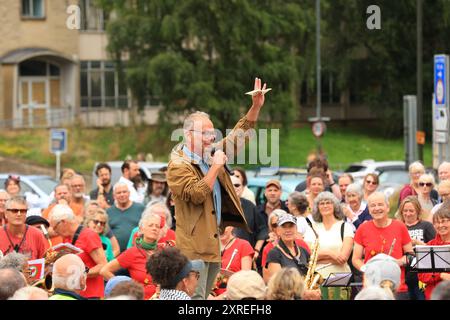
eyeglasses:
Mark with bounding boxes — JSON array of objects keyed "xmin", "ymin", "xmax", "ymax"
[
  {"xmin": 419, "ymin": 182, "xmax": 433, "ymax": 187},
  {"xmin": 189, "ymin": 271, "xmax": 200, "ymax": 280},
  {"xmin": 189, "ymin": 130, "xmax": 216, "ymax": 138},
  {"xmin": 434, "ymin": 218, "xmax": 450, "ymax": 225},
  {"xmin": 365, "ymin": 180, "xmax": 378, "ymax": 185},
  {"xmin": 7, "ymin": 208, "xmax": 27, "ymax": 215},
  {"xmin": 93, "ymin": 220, "xmax": 106, "ymax": 227},
  {"xmin": 53, "ymin": 220, "xmax": 63, "ymax": 231},
  {"xmin": 318, "ymin": 200, "xmax": 333, "ymax": 206},
  {"xmin": 233, "ymin": 184, "xmax": 242, "ymax": 187}
]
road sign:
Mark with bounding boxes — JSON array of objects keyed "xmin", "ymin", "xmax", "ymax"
[
  {"xmin": 434, "ymin": 55, "xmax": 448, "ymax": 107},
  {"xmin": 50, "ymin": 129, "xmax": 67, "ymax": 154},
  {"xmin": 312, "ymin": 121, "xmax": 326, "ymax": 138}
]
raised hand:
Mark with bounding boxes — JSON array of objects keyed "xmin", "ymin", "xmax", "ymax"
[{"xmin": 251, "ymin": 77, "xmax": 267, "ymax": 109}]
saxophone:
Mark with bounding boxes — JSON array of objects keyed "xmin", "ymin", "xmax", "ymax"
[{"xmin": 304, "ymin": 225, "xmax": 323, "ymax": 290}]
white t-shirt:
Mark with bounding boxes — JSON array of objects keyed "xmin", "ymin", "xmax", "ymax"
[{"xmin": 310, "ymin": 220, "xmax": 355, "ymax": 278}]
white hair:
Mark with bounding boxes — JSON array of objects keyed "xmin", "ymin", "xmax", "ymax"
[
  {"xmin": 113, "ymin": 182, "xmax": 130, "ymax": 193},
  {"xmin": 409, "ymin": 161, "xmax": 425, "ymax": 173},
  {"xmin": 138, "ymin": 212, "xmax": 161, "ymax": 230},
  {"xmin": 183, "ymin": 111, "xmax": 210, "ymax": 131},
  {"xmin": 143, "ymin": 202, "xmax": 172, "ymax": 229},
  {"xmin": 8, "ymin": 286, "xmax": 48, "ymax": 300},
  {"xmin": 49, "ymin": 204, "xmax": 75, "ymax": 222},
  {"xmin": 345, "ymin": 183, "xmax": 364, "ymax": 199}
]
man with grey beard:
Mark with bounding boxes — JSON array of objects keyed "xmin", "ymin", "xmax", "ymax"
[{"xmin": 70, "ymin": 175, "xmax": 90, "ymax": 212}]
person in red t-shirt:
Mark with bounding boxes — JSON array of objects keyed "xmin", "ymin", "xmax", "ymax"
[
  {"xmin": 0, "ymin": 196, "xmax": 48, "ymax": 260},
  {"xmin": 49, "ymin": 204, "xmax": 107, "ymax": 299},
  {"xmin": 212, "ymin": 227, "xmax": 254, "ymax": 296},
  {"xmin": 100, "ymin": 212, "xmax": 170, "ymax": 300},
  {"xmin": 127, "ymin": 202, "xmax": 176, "ymax": 249},
  {"xmin": 418, "ymin": 205, "xmax": 450, "ymax": 299},
  {"xmin": 353, "ymin": 192, "xmax": 414, "ymax": 300}
]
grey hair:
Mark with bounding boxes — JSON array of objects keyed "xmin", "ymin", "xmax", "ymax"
[
  {"xmin": 144, "ymin": 202, "xmax": 172, "ymax": 229},
  {"xmin": 183, "ymin": 111, "xmax": 210, "ymax": 131},
  {"xmin": 268, "ymin": 209, "xmax": 288, "ymax": 228},
  {"xmin": 8, "ymin": 286, "xmax": 48, "ymax": 300},
  {"xmin": 311, "ymin": 191, "xmax": 345, "ymax": 223},
  {"xmin": 71, "ymin": 174, "xmax": 85, "ymax": 183},
  {"xmin": 138, "ymin": 212, "xmax": 161, "ymax": 230},
  {"xmin": 0, "ymin": 268, "xmax": 27, "ymax": 300},
  {"xmin": 345, "ymin": 183, "xmax": 364, "ymax": 199},
  {"xmin": 367, "ymin": 191, "xmax": 389, "ymax": 206},
  {"xmin": 49, "ymin": 204, "xmax": 75, "ymax": 222},
  {"xmin": 409, "ymin": 161, "xmax": 425, "ymax": 173},
  {"xmin": 113, "ymin": 182, "xmax": 130, "ymax": 193},
  {"xmin": 288, "ymin": 192, "xmax": 309, "ymax": 214},
  {"xmin": 5, "ymin": 196, "xmax": 27, "ymax": 210},
  {"xmin": 0, "ymin": 252, "xmax": 28, "ymax": 271}
]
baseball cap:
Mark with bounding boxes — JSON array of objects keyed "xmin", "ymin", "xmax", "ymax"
[
  {"xmin": 26, "ymin": 215, "xmax": 50, "ymax": 228},
  {"xmin": 171, "ymin": 259, "xmax": 205, "ymax": 286},
  {"xmin": 265, "ymin": 179, "xmax": 281, "ymax": 190},
  {"xmin": 226, "ymin": 270, "xmax": 266, "ymax": 300},
  {"xmin": 361, "ymin": 253, "xmax": 401, "ymax": 289},
  {"xmin": 105, "ymin": 276, "xmax": 132, "ymax": 297},
  {"xmin": 277, "ymin": 214, "xmax": 297, "ymax": 226}
]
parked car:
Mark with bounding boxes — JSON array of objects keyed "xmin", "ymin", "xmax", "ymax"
[
  {"xmin": 344, "ymin": 159, "xmax": 406, "ymax": 183},
  {"xmin": 91, "ymin": 161, "xmax": 168, "ymax": 190},
  {"xmin": 0, "ymin": 174, "xmax": 58, "ymax": 210},
  {"xmin": 376, "ymin": 169, "xmax": 410, "ymax": 200},
  {"xmin": 247, "ymin": 177, "xmax": 300, "ymax": 206}
]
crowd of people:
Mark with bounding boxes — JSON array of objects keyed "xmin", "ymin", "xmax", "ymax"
[{"xmin": 0, "ymin": 77, "xmax": 449, "ymax": 301}]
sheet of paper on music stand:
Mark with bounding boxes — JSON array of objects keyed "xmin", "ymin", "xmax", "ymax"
[
  {"xmin": 245, "ymin": 88, "xmax": 272, "ymax": 96},
  {"xmin": 323, "ymin": 273, "xmax": 352, "ymax": 287},
  {"xmin": 415, "ymin": 245, "xmax": 450, "ymax": 269}
]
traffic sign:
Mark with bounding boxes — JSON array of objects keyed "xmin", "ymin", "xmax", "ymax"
[
  {"xmin": 312, "ymin": 121, "xmax": 326, "ymax": 138},
  {"xmin": 49, "ymin": 129, "xmax": 67, "ymax": 154},
  {"xmin": 434, "ymin": 55, "xmax": 448, "ymax": 107}
]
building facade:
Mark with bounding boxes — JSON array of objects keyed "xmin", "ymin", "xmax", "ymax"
[{"xmin": 0, "ymin": 0, "xmax": 160, "ymax": 128}]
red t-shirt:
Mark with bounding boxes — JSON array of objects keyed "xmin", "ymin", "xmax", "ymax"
[
  {"xmin": 221, "ymin": 238, "xmax": 254, "ymax": 273},
  {"xmin": 418, "ymin": 235, "xmax": 450, "ymax": 299},
  {"xmin": 0, "ymin": 225, "xmax": 48, "ymax": 260},
  {"xmin": 261, "ymin": 238, "xmax": 311, "ymax": 270},
  {"xmin": 64, "ymin": 228, "xmax": 104, "ymax": 299},
  {"xmin": 354, "ymin": 219, "xmax": 412, "ymax": 292},
  {"xmin": 116, "ymin": 246, "xmax": 157, "ymax": 300}
]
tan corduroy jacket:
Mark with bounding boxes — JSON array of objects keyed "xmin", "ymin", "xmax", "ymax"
[{"xmin": 167, "ymin": 116, "xmax": 254, "ymax": 262}]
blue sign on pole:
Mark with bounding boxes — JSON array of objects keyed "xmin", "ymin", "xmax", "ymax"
[
  {"xmin": 434, "ymin": 55, "xmax": 447, "ymax": 106},
  {"xmin": 50, "ymin": 129, "xmax": 67, "ymax": 154}
]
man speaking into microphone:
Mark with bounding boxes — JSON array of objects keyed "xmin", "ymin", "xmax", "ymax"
[{"xmin": 167, "ymin": 77, "xmax": 268, "ymax": 300}]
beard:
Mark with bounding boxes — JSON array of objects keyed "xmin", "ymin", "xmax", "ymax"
[{"xmin": 101, "ymin": 179, "xmax": 111, "ymax": 187}]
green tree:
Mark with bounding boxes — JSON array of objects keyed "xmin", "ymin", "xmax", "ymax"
[{"xmin": 98, "ymin": 0, "xmax": 315, "ymax": 131}]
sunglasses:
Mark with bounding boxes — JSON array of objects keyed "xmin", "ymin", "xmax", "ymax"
[
  {"xmin": 419, "ymin": 182, "xmax": 433, "ymax": 187},
  {"xmin": 233, "ymin": 184, "xmax": 242, "ymax": 187},
  {"xmin": 8, "ymin": 175, "xmax": 20, "ymax": 182},
  {"xmin": 93, "ymin": 220, "xmax": 106, "ymax": 227},
  {"xmin": 7, "ymin": 208, "xmax": 27, "ymax": 215},
  {"xmin": 365, "ymin": 180, "xmax": 378, "ymax": 185},
  {"xmin": 271, "ymin": 223, "xmax": 278, "ymax": 229}
]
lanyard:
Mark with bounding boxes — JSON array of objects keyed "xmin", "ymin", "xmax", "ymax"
[{"xmin": 4, "ymin": 225, "xmax": 29, "ymax": 253}]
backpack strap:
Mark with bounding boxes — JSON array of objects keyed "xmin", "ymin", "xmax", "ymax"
[{"xmin": 340, "ymin": 221, "xmax": 345, "ymax": 241}]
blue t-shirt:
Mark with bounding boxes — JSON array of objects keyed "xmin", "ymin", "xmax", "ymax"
[{"xmin": 107, "ymin": 202, "xmax": 145, "ymax": 252}]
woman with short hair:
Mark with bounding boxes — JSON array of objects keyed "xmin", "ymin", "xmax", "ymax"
[
  {"xmin": 342, "ymin": 183, "xmax": 372, "ymax": 230},
  {"xmin": 266, "ymin": 267, "xmax": 305, "ymax": 300},
  {"xmin": 416, "ymin": 174, "xmax": 438, "ymax": 222},
  {"xmin": 100, "ymin": 212, "xmax": 168, "ymax": 299},
  {"xmin": 418, "ymin": 203, "xmax": 450, "ymax": 299},
  {"xmin": 84, "ymin": 209, "xmax": 115, "ymax": 262},
  {"xmin": 362, "ymin": 173, "xmax": 379, "ymax": 202}
]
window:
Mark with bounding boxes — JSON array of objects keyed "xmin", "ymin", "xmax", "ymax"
[
  {"xmin": 22, "ymin": 0, "xmax": 45, "ymax": 18},
  {"xmin": 80, "ymin": 0, "xmax": 108, "ymax": 31},
  {"xmin": 80, "ymin": 61, "xmax": 129, "ymax": 109}
]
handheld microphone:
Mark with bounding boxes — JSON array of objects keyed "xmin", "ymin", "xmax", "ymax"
[{"xmin": 211, "ymin": 147, "xmax": 234, "ymax": 176}]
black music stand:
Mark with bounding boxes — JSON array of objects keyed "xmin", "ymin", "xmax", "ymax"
[
  {"xmin": 409, "ymin": 245, "xmax": 450, "ymax": 273},
  {"xmin": 322, "ymin": 272, "xmax": 353, "ymax": 287}
]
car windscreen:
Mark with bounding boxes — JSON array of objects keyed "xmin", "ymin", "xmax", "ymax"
[
  {"xmin": 344, "ymin": 165, "xmax": 366, "ymax": 173},
  {"xmin": 30, "ymin": 177, "xmax": 58, "ymax": 196},
  {"xmin": 378, "ymin": 171, "xmax": 410, "ymax": 185}
]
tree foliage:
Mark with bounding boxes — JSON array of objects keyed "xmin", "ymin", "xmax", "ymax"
[{"xmin": 98, "ymin": 0, "xmax": 315, "ymax": 131}]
